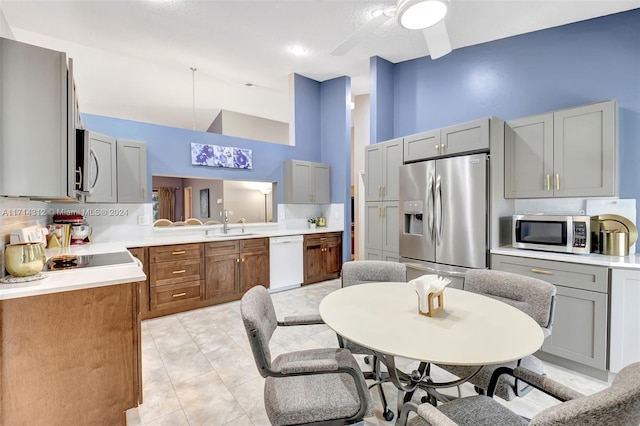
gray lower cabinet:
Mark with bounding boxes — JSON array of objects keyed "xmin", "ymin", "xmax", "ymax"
[
  {"xmin": 505, "ymin": 100, "xmax": 617, "ymax": 198},
  {"xmin": 364, "ymin": 201, "xmax": 399, "ymax": 261},
  {"xmin": 491, "ymin": 254, "xmax": 609, "ymax": 371}
]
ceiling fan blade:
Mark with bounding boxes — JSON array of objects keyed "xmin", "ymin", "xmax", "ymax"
[
  {"xmin": 331, "ymin": 13, "xmax": 392, "ymax": 56},
  {"xmin": 423, "ymin": 20, "xmax": 452, "ymax": 59}
]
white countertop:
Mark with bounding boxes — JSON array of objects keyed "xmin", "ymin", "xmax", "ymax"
[
  {"xmin": 491, "ymin": 246, "xmax": 640, "ymax": 269},
  {"xmin": 0, "ymin": 257, "xmax": 145, "ymax": 301},
  {"xmin": 1, "ymin": 226, "xmax": 343, "ymax": 300}
]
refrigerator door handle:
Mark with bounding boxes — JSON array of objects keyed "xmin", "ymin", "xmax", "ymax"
[
  {"xmin": 435, "ymin": 174, "xmax": 443, "ymax": 244},
  {"xmin": 427, "ymin": 174, "xmax": 435, "ymax": 240}
]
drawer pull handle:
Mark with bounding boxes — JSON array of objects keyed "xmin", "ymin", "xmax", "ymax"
[
  {"xmin": 172, "ymin": 269, "xmax": 186, "ymax": 274},
  {"xmin": 172, "ymin": 250, "xmax": 186, "ymax": 255},
  {"xmin": 172, "ymin": 292, "xmax": 187, "ymax": 298},
  {"xmin": 531, "ymin": 268, "xmax": 554, "ymax": 275}
]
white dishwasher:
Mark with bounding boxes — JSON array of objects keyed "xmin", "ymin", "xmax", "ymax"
[{"xmin": 269, "ymin": 235, "xmax": 304, "ymax": 292}]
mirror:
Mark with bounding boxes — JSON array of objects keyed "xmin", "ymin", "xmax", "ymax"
[{"xmin": 152, "ymin": 175, "xmax": 275, "ymax": 225}]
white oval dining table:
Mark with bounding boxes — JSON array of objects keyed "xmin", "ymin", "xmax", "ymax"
[
  {"xmin": 319, "ymin": 282, "xmax": 545, "ymax": 424},
  {"xmin": 319, "ymin": 282, "xmax": 544, "ymax": 366}
]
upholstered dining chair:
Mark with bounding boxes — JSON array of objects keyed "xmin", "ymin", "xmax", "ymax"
[
  {"xmin": 399, "ymin": 362, "xmax": 640, "ymax": 426},
  {"xmin": 185, "ymin": 217, "xmax": 203, "ymax": 225},
  {"xmin": 153, "ymin": 218, "xmax": 172, "ymax": 226},
  {"xmin": 438, "ymin": 269, "xmax": 556, "ymax": 401},
  {"xmin": 240, "ymin": 285, "xmax": 374, "ymax": 425},
  {"xmin": 340, "ymin": 260, "xmax": 408, "ymax": 421}
]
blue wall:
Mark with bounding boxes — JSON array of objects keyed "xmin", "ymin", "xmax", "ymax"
[
  {"xmin": 320, "ymin": 76, "xmax": 352, "ymax": 260},
  {"xmin": 81, "ymin": 73, "xmax": 354, "ymax": 260},
  {"xmin": 371, "ymin": 8, "xmax": 640, "ymax": 225}
]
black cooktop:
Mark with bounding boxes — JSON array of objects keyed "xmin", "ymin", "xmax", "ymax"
[{"xmin": 45, "ymin": 251, "xmax": 136, "ymax": 271}]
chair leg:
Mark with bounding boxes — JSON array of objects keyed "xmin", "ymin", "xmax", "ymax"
[{"xmin": 373, "ymin": 357, "xmax": 394, "ymax": 421}]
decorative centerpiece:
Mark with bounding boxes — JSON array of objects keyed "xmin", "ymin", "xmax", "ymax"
[
  {"xmin": 308, "ymin": 217, "xmax": 317, "ymax": 229},
  {"xmin": 410, "ymin": 275, "xmax": 451, "ymax": 317}
]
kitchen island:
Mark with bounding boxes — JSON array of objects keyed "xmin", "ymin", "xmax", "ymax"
[{"xmin": 0, "ymin": 252, "xmax": 145, "ymax": 425}]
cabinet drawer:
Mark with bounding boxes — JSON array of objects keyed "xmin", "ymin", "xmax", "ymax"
[
  {"xmin": 205, "ymin": 240, "xmax": 239, "ymax": 257},
  {"xmin": 150, "ymin": 259, "xmax": 203, "ymax": 287},
  {"xmin": 491, "ymin": 254, "xmax": 608, "ymax": 293},
  {"xmin": 150, "ymin": 281, "xmax": 203, "ymax": 311},
  {"xmin": 149, "ymin": 243, "xmax": 203, "ymax": 263},
  {"xmin": 240, "ymin": 238, "xmax": 268, "ymax": 253},
  {"xmin": 305, "ymin": 232, "xmax": 341, "ymax": 245}
]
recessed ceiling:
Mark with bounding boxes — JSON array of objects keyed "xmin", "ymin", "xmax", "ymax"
[{"xmin": 1, "ymin": 1, "xmax": 638, "ymax": 132}]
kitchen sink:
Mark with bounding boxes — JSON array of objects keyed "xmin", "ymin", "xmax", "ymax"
[{"xmin": 205, "ymin": 233, "xmax": 257, "ymax": 238}]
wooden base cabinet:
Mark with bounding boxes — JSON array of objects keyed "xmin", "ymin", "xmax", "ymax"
[
  {"xmin": 0, "ymin": 283, "xmax": 141, "ymax": 425},
  {"xmin": 205, "ymin": 238, "xmax": 270, "ymax": 303},
  {"xmin": 304, "ymin": 232, "xmax": 342, "ymax": 285},
  {"xmin": 148, "ymin": 243, "xmax": 204, "ymax": 317}
]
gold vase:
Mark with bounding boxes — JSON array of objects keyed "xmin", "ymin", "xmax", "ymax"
[{"xmin": 5, "ymin": 242, "xmax": 46, "ymax": 277}]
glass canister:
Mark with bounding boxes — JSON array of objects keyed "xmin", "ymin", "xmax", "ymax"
[
  {"xmin": 317, "ymin": 216, "xmax": 326, "ymax": 227},
  {"xmin": 4, "ymin": 242, "xmax": 46, "ymax": 277}
]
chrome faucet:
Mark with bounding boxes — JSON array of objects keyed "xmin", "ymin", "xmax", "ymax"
[{"xmin": 223, "ymin": 210, "xmax": 229, "ymax": 234}]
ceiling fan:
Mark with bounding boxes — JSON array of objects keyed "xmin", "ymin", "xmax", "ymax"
[{"xmin": 331, "ymin": 0, "xmax": 452, "ymax": 59}]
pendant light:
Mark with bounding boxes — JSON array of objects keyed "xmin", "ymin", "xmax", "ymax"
[{"xmin": 190, "ymin": 66, "xmax": 197, "ymax": 131}]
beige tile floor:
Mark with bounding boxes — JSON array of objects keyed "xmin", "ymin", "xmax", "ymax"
[{"xmin": 126, "ymin": 279, "xmax": 609, "ymax": 426}]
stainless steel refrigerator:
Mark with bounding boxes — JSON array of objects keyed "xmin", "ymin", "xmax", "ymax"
[{"xmin": 399, "ymin": 153, "xmax": 488, "ymax": 289}]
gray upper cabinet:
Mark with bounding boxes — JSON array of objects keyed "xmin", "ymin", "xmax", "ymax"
[
  {"xmin": 505, "ymin": 100, "xmax": 617, "ymax": 198},
  {"xmin": 85, "ymin": 133, "xmax": 117, "ymax": 203},
  {"xmin": 403, "ymin": 118, "xmax": 490, "ymax": 163},
  {"xmin": 404, "ymin": 130, "xmax": 440, "ymax": 163},
  {"xmin": 440, "ymin": 118, "xmax": 490, "ymax": 157},
  {"xmin": 365, "ymin": 138, "xmax": 403, "ymax": 202},
  {"xmin": 117, "ymin": 139, "xmax": 147, "ymax": 203},
  {"xmin": 0, "ymin": 37, "xmax": 76, "ymax": 198},
  {"xmin": 283, "ymin": 160, "xmax": 330, "ymax": 204}
]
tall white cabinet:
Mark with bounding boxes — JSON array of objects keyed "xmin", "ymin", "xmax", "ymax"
[{"xmin": 364, "ymin": 138, "xmax": 403, "ymax": 261}]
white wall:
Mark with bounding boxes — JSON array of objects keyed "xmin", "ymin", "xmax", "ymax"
[
  {"xmin": 208, "ymin": 110, "xmax": 289, "ymax": 146},
  {"xmin": 352, "ymin": 94, "xmax": 370, "ymax": 260},
  {"xmin": 223, "ymin": 180, "xmax": 273, "ymax": 223}
]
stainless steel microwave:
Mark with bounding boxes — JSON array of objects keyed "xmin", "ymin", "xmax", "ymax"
[{"xmin": 512, "ymin": 215, "xmax": 591, "ymax": 254}]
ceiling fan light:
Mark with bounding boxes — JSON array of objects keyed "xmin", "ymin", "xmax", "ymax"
[{"xmin": 398, "ymin": 0, "xmax": 448, "ymax": 30}]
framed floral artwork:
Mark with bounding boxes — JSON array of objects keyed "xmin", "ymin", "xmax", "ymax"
[{"xmin": 191, "ymin": 143, "xmax": 252, "ymax": 169}]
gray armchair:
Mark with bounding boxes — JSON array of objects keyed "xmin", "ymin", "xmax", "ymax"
[
  {"xmin": 340, "ymin": 260, "xmax": 408, "ymax": 421},
  {"xmin": 240, "ymin": 285, "xmax": 374, "ymax": 425},
  {"xmin": 400, "ymin": 362, "xmax": 640, "ymax": 426},
  {"xmin": 439, "ymin": 269, "xmax": 556, "ymax": 400}
]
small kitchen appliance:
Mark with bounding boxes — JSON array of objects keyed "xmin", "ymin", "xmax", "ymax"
[
  {"xmin": 590, "ymin": 214, "xmax": 637, "ymax": 256},
  {"xmin": 512, "ymin": 214, "xmax": 591, "ymax": 254}
]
